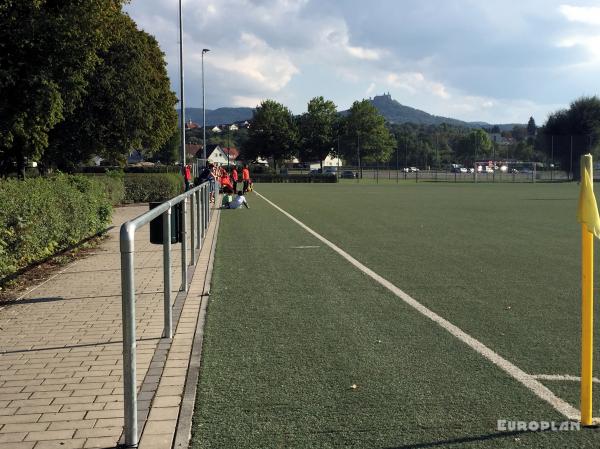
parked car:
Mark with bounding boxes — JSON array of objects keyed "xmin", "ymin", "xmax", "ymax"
[
  {"xmin": 459, "ymin": 167, "xmax": 468, "ymax": 173},
  {"xmin": 402, "ymin": 167, "xmax": 410, "ymax": 173},
  {"xmin": 323, "ymin": 167, "xmax": 338, "ymax": 175},
  {"xmin": 468, "ymin": 168, "xmax": 475, "ymax": 173},
  {"xmin": 410, "ymin": 167, "xmax": 419, "ymax": 172},
  {"xmin": 310, "ymin": 169, "xmax": 321, "ymax": 175},
  {"xmin": 340, "ymin": 170, "xmax": 356, "ymax": 179}
]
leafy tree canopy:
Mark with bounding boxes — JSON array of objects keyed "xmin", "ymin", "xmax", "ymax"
[
  {"xmin": 243, "ymin": 99, "xmax": 298, "ymax": 167},
  {"xmin": 298, "ymin": 96, "xmax": 338, "ymax": 168}
]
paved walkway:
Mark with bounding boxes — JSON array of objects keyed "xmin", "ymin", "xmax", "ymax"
[{"xmin": 0, "ymin": 202, "xmax": 220, "ymax": 449}]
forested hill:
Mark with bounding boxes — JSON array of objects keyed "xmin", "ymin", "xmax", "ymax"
[
  {"xmin": 178, "ymin": 96, "xmax": 521, "ymax": 130},
  {"xmin": 178, "ymin": 107, "xmax": 254, "ymax": 126},
  {"xmin": 366, "ymin": 93, "xmax": 521, "ymax": 130}
]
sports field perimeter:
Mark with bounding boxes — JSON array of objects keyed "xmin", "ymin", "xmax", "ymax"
[{"xmin": 191, "ymin": 182, "xmax": 600, "ymax": 448}]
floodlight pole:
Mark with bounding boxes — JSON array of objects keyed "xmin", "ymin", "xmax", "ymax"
[
  {"xmin": 202, "ymin": 49, "xmax": 210, "ymax": 163},
  {"xmin": 178, "ymin": 0, "xmax": 186, "ymax": 170}
]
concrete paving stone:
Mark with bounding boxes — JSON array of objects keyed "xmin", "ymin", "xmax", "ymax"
[
  {"xmin": 85, "ymin": 409, "xmax": 123, "ymax": 420},
  {"xmin": 151, "ymin": 396, "xmax": 181, "ymax": 408},
  {"xmin": 24, "ymin": 429, "xmax": 75, "ymax": 441},
  {"xmin": 62, "ymin": 383, "xmax": 104, "ymax": 391},
  {"xmin": 94, "ymin": 417, "xmax": 123, "ymax": 428},
  {"xmin": 47, "ymin": 419, "xmax": 95, "ymax": 431},
  {"xmin": 0, "ymin": 387, "xmax": 25, "ymax": 394},
  {"xmin": 33, "ymin": 439, "xmax": 86, "ymax": 449},
  {"xmin": 38, "ymin": 412, "xmax": 85, "ymax": 423},
  {"xmin": 22, "ymin": 384, "xmax": 65, "ymax": 393},
  {"xmin": 3, "ymin": 393, "xmax": 33, "ymax": 401},
  {"xmin": 0, "ymin": 408, "xmax": 18, "ymax": 416},
  {"xmin": 29, "ymin": 391, "xmax": 72, "ymax": 400},
  {"xmin": 0, "ymin": 415, "xmax": 41, "ymax": 425},
  {"xmin": 58, "ymin": 403, "xmax": 104, "ymax": 413},
  {"xmin": 1, "ymin": 422, "xmax": 49, "ymax": 433},
  {"xmin": 83, "ymin": 436, "xmax": 119, "ymax": 448},
  {"xmin": 41, "ymin": 377, "xmax": 82, "ymax": 384},
  {"xmin": 102, "ymin": 402, "xmax": 123, "ymax": 411},
  {"xmin": 137, "ymin": 432, "xmax": 173, "ymax": 449},
  {"xmin": 0, "ymin": 432, "xmax": 28, "ymax": 443},
  {"xmin": 16, "ymin": 406, "xmax": 61, "ymax": 415},
  {"xmin": 51, "ymin": 395, "xmax": 95, "ymax": 405},
  {"xmin": 154, "ymin": 386, "xmax": 183, "ymax": 397},
  {"xmin": 142, "ymin": 419, "xmax": 177, "ymax": 435},
  {"xmin": 3, "ymin": 380, "xmax": 44, "ymax": 388},
  {"xmin": 74, "ymin": 426, "xmax": 121, "ymax": 438},
  {"xmin": 9, "ymin": 399, "xmax": 53, "ymax": 408},
  {"xmin": 147, "ymin": 407, "xmax": 179, "ymax": 421},
  {"xmin": 94, "ymin": 394, "xmax": 122, "ymax": 404},
  {"xmin": 70, "ymin": 389, "xmax": 112, "ymax": 397},
  {"xmin": 3, "ymin": 442, "xmax": 35, "ymax": 449}
]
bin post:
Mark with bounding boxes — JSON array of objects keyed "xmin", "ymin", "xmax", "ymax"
[
  {"xmin": 162, "ymin": 208, "xmax": 172, "ymax": 339},
  {"xmin": 181, "ymin": 198, "xmax": 187, "ymax": 291},
  {"xmin": 120, "ymin": 223, "xmax": 138, "ymax": 447},
  {"xmin": 190, "ymin": 193, "xmax": 196, "ymax": 264}
]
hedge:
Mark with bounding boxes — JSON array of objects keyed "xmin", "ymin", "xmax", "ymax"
[
  {"xmin": 252, "ymin": 173, "xmax": 337, "ymax": 183},
  {"xmin": 84, "ymin": 171, "xmax": 125, "ymax": 205},
  {"xmin": 0, "ymin": 174, "xmax": 112, "ymax": 280},
  {"xmin": 124, "ymin": 173, "xmax": 183, "ymax": 202}
]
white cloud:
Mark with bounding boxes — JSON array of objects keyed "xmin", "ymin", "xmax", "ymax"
[
  {"xmin": 366, "ymin": 82, "xmax": 376, "ymax": 96},
  {"xmin": 231, "ymin": 95, "xmax": 263, "ymax": 108},
  {"xmin": 559, "ymin": 4, "xmax": 600, "ymax": 25}
]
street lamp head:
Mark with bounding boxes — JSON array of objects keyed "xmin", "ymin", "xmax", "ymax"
[{"xmin": 202, "ymin": 48, "xmax": 210, "ymax": 53}]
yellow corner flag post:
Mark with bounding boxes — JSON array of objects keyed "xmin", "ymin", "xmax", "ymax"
[{"xmin": 577, "ymin": 154, "xmax": 600, "ymax": 426}]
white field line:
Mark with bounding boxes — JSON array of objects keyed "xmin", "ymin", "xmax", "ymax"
[
  {"xmin": 290, "ymin": 246, "xmax": 321, "ymax": 249},
  {"xmin": 255, "ymin": 191, "xmax": 581, "ymax": 421},
  {"xmin": 532, "ymin": 374, "xmax": 600, "ymax": 384}
]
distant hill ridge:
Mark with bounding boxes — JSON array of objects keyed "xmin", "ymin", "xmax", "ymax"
[
  {"xmin": 366, "ymin": 93, "xmax": 521, "ymax": 130},
  {"xmin": 177, "ymin": 95, "xmax": 522, "ymax": 130}
]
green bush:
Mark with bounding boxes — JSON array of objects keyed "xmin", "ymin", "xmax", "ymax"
[
  {"xmin": 124, "ymin": 173, "xmax": 183, "ymax": 202},
  {"xmin": 0, "ymin": 174, "xmax": 112, "ymax": 280},
  {"xmin": 84, "ymin": 171, "xmax": 125, "ymax": 205}
]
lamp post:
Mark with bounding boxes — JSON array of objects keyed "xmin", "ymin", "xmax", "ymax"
[{"xmin": 202, "ymin": 48, "xmax": 210, "ymax": 164}]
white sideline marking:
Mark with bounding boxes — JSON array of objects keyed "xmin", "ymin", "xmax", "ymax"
[
  {"xmin": 290, "ymin": 246, "xmax": 321, "ymax": 249},
  {"xmin": 255, "ymin": 191, "xmax": 581, "ymax": 421},
  {"xmin": 532, "ymin": 374, "xmax": 600, "ymax": 384}
]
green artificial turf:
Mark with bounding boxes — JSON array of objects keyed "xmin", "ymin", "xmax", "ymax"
[{"xmin": 190, "ymin": 183, "xmax": 600, "ymax": 448}]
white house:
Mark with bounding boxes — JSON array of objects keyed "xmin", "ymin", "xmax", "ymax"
[
  {"xmin": 211, "ymin": 125, "xmax": 222, "ymax": 133},
  {"xmin": 207, "ymin": 144, "xmax": 239, "ymax": 166}
]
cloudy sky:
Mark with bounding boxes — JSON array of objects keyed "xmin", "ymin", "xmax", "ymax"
[{"xmin": 125, "ymin": 0, "xmax": 600, "ymax": 124}]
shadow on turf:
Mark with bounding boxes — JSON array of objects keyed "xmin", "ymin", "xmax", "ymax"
[{"xmin": 385, "ymin": 430, "xmax": 531, "ymax": 449}]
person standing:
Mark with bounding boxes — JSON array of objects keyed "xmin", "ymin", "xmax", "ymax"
[
  {"xmin": 184, "ymin": 164, "xmax": 192, "ymax": 191},
  {"xmin": 242, "ymin": 164, "xmax": 250, "ymax": 193},
  {"xmin": 231, "ymin": 166, "xmax": 239, "ymax": 192}
]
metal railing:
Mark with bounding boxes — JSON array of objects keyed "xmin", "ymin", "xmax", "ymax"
[{"xmin": 119, "ymin": 181, "xmax": 211, "ymax": 447}]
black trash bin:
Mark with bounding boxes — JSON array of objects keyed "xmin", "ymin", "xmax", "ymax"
[{"xmin": 149, "ymin": 202, "xmax": 182, "ymax": 244}]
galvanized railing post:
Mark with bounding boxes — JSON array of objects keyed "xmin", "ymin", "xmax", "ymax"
[
  {"xmin": 190, "ymin": 193, "xmax": 196, "ymax": 264},
  {"xmin": 120, "ymin": 223, "xmax": 138, "ymax": 447},
  {"xmin": 181, "ymin": 198, "xmax": 188, "ymax": 291},
  {"xmin": 162, "ymin": 207, "xmax": 172, "ymax": 339},
  {"xmin": 200, "ymin": 185, "xmax": 206, "ymax": 239},
  {"xmin": 196, "ymin": 190, "xmax": 201, "ymax": 249}
]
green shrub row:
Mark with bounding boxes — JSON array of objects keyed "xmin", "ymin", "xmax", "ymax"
[
  {"xmin": 252, "ymin": 173, "xmax": 338, "ymax": 183},
  {"xmin": 124, "ymin": 173, "xmax": 183, "ymax": 202},
  {"xmin": 0, "ymin": 174, "xmax": 112, "ymax": 280},
  {"xmin": 78, "ymin": 165, "xmax": 181, "ymax": 174},
  {"xmin": 84, "ymin": 171, "xmax": 125, "ymax": 205}
]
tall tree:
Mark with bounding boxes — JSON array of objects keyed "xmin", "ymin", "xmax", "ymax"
[
  {"xmin": 342, "ymin": 99, "xmax": 396, "ymax": 166},
  {"xmin": 540, "ymin": 96, "xmax": 600, "ymax": 178},
  {"xmin": 0, "ymin": 0, "xmax": 123, "ymax": 177},
  {"xmin": 243, "ymin": 100, "xmax": 298, "ymax": 169},
  {"xmin": 527, "ymin": 116, "xmax": 537, "ymax": 137},
  {"xmin": 298, "ymin": 96, "xmax": 338, "ymax": 170},
  {"xmin": 45, "ymin": 14, "xmax": 178, "ymax": 169},
  {"xmin": 454, "ymin": 129, "xmax": 492, "ymax": 165}
]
